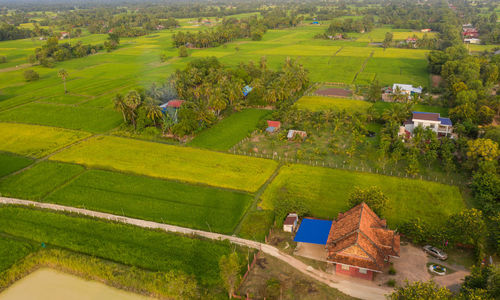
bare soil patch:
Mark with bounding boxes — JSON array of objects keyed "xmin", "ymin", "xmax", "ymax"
[{"xmin": 315, "ymin": 88, "xmax": 352, "ymax": 97}]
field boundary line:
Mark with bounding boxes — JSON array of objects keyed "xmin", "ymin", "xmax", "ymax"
[
  {"xmin": 232, "ymin": 164, "xmax": 282, "ymax": 236},
  {"xmin": 351, "ymin": 50, "xmax": 374, "ymax": 84},
  {"xmin": 40, "ymin": 168, "xmax": 89, "ymax": 201},
  {"xmin": 328, "ymin": 47, "xmax": 344, "ymax": 65},
  {"xmin": 0, "ymin": 197, "xmax": 391, "ymax": 300}
]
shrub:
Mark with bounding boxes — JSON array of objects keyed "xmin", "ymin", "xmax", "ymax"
[
  {"xmin": 179, "ymin": 46, "xmax": 188, "ymax": 57},
  {"xmin": 23, "ymin": 69, "xmax": 40, "ymax": 82},
  {"xmin": 265, "ymin": 278, "xmax": 281, "ymax": 299},
  {"xmin": 387, "ymin": 279, "xmax": 396, "ymax": 287},
  {"xmin": 348, "ymin": 186, "xmax": 388, "ymax": 216},
  {"xmin": 389, "ymin": 266, "xmax": 397, "ymax": 275},
  {"xmin": 0, "ymin": 56, "xmax": 6, "ymax": 63}
]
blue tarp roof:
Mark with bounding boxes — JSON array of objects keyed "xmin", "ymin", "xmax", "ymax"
[
  {"xmin": 243, "ymin": 85, "xmax": 253, "ymax": 96},
  {"xmin": 294, "ymin": 218, "xmax": 332, "ymax": 245},
  {"xmin": 439, "ymin": 117, "xmax": 452, "ymax": 126},
  {"xmin": 266, "ymin": 126, "xmax": 277, "ymax": 133}
]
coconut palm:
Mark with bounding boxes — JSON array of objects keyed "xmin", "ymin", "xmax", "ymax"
[
  {"xmin": 113, "ymin": 93, "xmax": 127, "ymax": 122},
  {"xmin": 57, "ymin": 69, "xmax": 68, "ymax": 94},
  {"xmin": 144, "ymin": 97, "xmax": 162, "ymax": 126},
  {"xmin": 124, "ymin": 90, "xmax": 142, "ymax": 129}
]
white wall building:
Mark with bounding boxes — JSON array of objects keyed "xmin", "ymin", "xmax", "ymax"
[
  {"xmin": 392, "ymin": 83, "xmax": 422, "ymax": 95},
  {"xmin": 403, "ymin": 112, "xmax": 453, "ymax": 137}
]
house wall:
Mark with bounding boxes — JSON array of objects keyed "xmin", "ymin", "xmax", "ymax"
[
  {"xmin": 335, "ymin": 264, "xmax": 374, "ymax": 280},
  {"xmin": 283, "ymin": 224, "xmax": 293, "ymax": 232},
  {"xmin": 412, "ymin": 120, "xmax": 440, "ymax": 133}
]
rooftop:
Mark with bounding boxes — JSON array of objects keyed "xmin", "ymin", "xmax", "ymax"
[
  {"xmin": 294, "ymin": 218, "xmax": 333, "ymax": 245},
  {"xmin": 326, "ymin": 203, "xmax": 400, "ymax": 272}
]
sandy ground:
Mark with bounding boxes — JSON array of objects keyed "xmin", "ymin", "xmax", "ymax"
[
  {"xmin": 0, "ymin": 268, "xmax": 150, "ymax": 300},
  {"xmin": 294, "ymin": 242, "xmax": 328, "ymax": 262}
]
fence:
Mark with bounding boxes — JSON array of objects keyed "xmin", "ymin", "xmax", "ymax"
[
  {"xmin": 228, "ymin": 148, "xmax": 465, "ymax": 186},
  {"xmin": 232, "ymin": 251, "xmax": 261, "ymax": 300}
]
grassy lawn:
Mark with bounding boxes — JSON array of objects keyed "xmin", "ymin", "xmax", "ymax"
[
  {"xmin": 0, "ymin": 161, "xmax": 85, "ymax": 200},
  {"xmin": 50, "ymin": 135, "xmax": 278, "ymax": 192},
  {"xmin": 0, "ymin": 235, "xmax": 34, "ymax": 273},
  {"xmin": 0, "ymin": 153, "xmax": 33, "ymax": 178},
  {"xmin": 0, "ymin": 123, "xmax": 91, "ymax": 158},
  {"xmin": 295, "ymin": 96, "xmax": 372, "ymax": 113},
  {"xmin": 260, "ymin": 164, "xmax": 465, "ymax": 227},
  {"xmin": 188, "ymin": 109, "xmax": 271, "ymax": 151},
  {"xmin": 0, "ymin": 103, "xmax": 122, "ymax": 133},
  {"xmin": 238, "ymin": 210, "xmax": 274, "ymax": 242},
  {"xmin": 46, "ymin": 169, "xmax": 253, "ymax": 234},
  {"xmin": 0, "ymin": 206, "xmax": 246, "ymax": 289}
]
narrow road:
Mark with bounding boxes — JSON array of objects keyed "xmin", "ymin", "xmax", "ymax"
[{"xmin": 0, "ymin": 197, "xmax": 391, "ymax": 300}]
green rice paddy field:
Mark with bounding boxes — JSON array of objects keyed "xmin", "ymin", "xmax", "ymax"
[
  {"xmin": 188, "ymin": 108, "xmax": 271, "ymax": 151},
  {"xmin": 260, "ymin": 164, "xmax": 465, "ymax": 227}
]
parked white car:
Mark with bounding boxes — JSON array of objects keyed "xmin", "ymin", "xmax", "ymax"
[{"xmin": 423, "ymin": 245, "xmax": 448, "ymax": 260}]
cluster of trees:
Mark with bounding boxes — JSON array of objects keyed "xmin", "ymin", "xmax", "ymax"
[
  {"xmin": 29, "ymin": 36, "xmax": 102, "ymax": 67},
  {"xmin": 325, "ymin": 16, "xmax": 375, "ymax": 35},
  {"xmin": 0, "ymin": 23, "xmax": 33, "ymax": 41},
  {"xmin": 170, "ymin": 56, "xmax": 308, "ymax": 136},
  {"xmin": 172, "ymin": 11, "xmax": 300, "ymax": 48}
]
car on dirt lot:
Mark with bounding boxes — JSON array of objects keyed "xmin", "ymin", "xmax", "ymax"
[{"xmin": 423, "ymin": 245, "xmax": 448, "ymax": 260}]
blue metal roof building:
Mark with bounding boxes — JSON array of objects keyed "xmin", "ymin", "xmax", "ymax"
[{"xmin": 294, "ymin": 218, "xmax": 333, "ymax": 245}]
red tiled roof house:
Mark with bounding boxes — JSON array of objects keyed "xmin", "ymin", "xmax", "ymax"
[{"xmin": 326, "ymin": 203, "xmax": 400, "ymax": 280}]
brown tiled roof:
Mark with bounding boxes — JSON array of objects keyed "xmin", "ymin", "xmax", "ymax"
[
  {"xmin": 284, "ymin": 215, "xmax": 297, "ymax": 225},
  {"xmin": 412, "ymin": 112, "xmax": 439, "ymax": 121},
  {"xmin": 326, "ymin": 203, "xmax": 400, "ymax": 272}
]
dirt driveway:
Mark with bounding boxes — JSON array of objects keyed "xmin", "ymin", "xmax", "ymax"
[{"xmin": 376, "ymin": 243, "xmax": 469, "ymax": 292}]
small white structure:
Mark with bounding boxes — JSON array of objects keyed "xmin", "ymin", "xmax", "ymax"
[
  {"xmin": 392, "ymin": 83, "xmax": 422, "ymax": 95},
  {"xmin": 404, "ymin": 112, "xmax": 453, "ymax": 137},
  {"xmin": 287, "ymin": 130, "xmax": 307, "ymax": 140},
  {"xmin": 464, "ymin": 38, "xmax": 481, "ymax": 44},
  {"xmin": 283, "ymin": 213, "xmax": 298, "ymax": 232}
]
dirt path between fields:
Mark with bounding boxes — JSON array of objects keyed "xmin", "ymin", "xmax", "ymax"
[
  {"xmin": 0, "ymin": 197, "xmax": 391, "ymax": 300},
  {"xmin": 0, "ymin": 63, "xmax": 31, "ymax": 73}
]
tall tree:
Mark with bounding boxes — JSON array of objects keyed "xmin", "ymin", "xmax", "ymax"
[
  {"xmin": 219, "ymin": 252, "xmax": 240, "ymax": 299},
  {"xmin": 57, "ymin": 69, "xmax": 68, "ymax": 94}
]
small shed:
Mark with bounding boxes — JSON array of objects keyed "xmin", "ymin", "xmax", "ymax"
[
  {"xmin": 283, "ymin": 213, "xmax": 298, "ymax": 232},
  {"xmin": 266, "ymin": 120, "xmax": 281, "ymax": 133},
  {"xmin": 287, "ymin": 130, "xmax": 307, "ymax": 140},
  {"xmin": 160, "ymin": 100, "xmax": 185, "ymax": 123}
]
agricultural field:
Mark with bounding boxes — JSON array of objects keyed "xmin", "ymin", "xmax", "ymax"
[
  {"xmin": 295, "ymin": 96, "xmax": 372, "ymax": 113},
  {"xmin": 188, "ymin": 108, "xmax": 271, "ymax": 151},
  {"xmin": 0, "ymin": 236, "xmax": 34, "ymax": 273},
  {"xmin": 50, "ymin": 135, "xmax": 278, "ymax": 192},
  {"xmin": 0, "ymin": 123, "xmax": 90, "ymax": 158},
  {"xmin": 371, "ymin": 102, "xmax": 449, "ymax": 116},
  {"xmin": 0, "ymin": 103, "xmax": 122, "ymax": 133},
  {"xmin": 45, "ymin": 169, "xmax": 253, "ymax": 234},
  {"xmin": 0, "ymin": 161, "xmax": 85, "ymax": 200},
  {"xmin": 0, "ymin": 206, "xmax": 247, "ymax": 290},
  {"xmin": 260, "ymin": 164, "xmax": 465, "ymax": 227},
  {"xmin": 355, "ymin": 26, "xmax": 438, "ymax": 42},
  {"xmin": 0, "ymin": 153, "xmax": 33, "ymax": 178}
]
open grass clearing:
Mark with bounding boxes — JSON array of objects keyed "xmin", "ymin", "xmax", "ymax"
[
  {"xmin": 46, "ymin": 169, "xmax": 253, "ymax": 234},
  {"xmin": 0, "ymin": 153, "xmax": 33, "ymax": 178},
  {"xmin": 50, "ymin": 135, "xmax": 278, "ymax": 192},
  {"xmin": 0, "ymin": 103, "xmax": 122, "ymax": 133},
  {"xmin": 0, "ymin": 206, "xmax": 246, "ymax": 289},
  {"xmin": 372, "ymin": 102, "xmax": 449, "ymax": 116},
  {"xmin": 188, "ymin": 109, "xmax": 271, "ymax": 151},
  {"xmin": 295, "ymin": 96, "xmax": 372, "ymax": 113},
  {"xmin": 0, "ymin": 161, "xmax": 85, "ymax": 201},
  {"xmin": 0, "ymin": 123, "xmax": 91, "ymax": 158},
  {"xmin": 260, "ymin": 164, "xmax": 465, "ymax": 227}
]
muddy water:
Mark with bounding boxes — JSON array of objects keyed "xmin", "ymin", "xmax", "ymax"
[{"xmin": 0, "ymin": 268, "xmax": 153, "ymax": 300}]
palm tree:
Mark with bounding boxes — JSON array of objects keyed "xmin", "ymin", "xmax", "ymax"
[
  {"xmin": 113, "ymin": 93, "xmax": 127, "ymax": 122},
  {"xmin": 58, "ymin": 69, "xmax": 68, "ymax": 94},
  {"xmin": 124, "ymin": 90, "xmax": 142, "ymax": 129},
  {"xmin": 144, "ymin": 97, "xmax": 162, "ymax": 126}
]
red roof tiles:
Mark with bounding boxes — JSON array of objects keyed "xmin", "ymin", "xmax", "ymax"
[
  {"xmin": 166, "ymin": 100, "xmax": 185, "ymax": 108},
  {"xmin": 326, "ymin": 203, "xmax": 400, "ymax": 272}
]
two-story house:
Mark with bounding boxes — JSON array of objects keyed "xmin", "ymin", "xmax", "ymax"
[{"xmin": 403, "ymin": 111, "xmax": 453, "ymax": 137}]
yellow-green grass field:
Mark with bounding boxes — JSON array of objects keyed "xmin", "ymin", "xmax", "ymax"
[
  {"xmin": 0, "ymin": 123, "xmax": 90, "ymax": 158},
  {"xmin": 295, "ymin": 96, "xmax": 372, "ymax": 113},
  {"xmin": 260, "ymin": 164, "xmax": 465, "ymax": 227},
  {"xmin": 356, "ymin": 27, "xmax": 438, "ymax": 42},
  {"xmin": 50, "ymin": 135, "xmax": 278, "ymax": 192}
]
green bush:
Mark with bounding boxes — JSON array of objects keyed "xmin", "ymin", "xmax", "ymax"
[
  {"xmin": 179, "ymin": 46, "xmax": 188, "ymax": 57},
  {"xmin": 0, "ymin": 56, "xmax": 6, "ymax": 63},
  {"xmin": 23, "ymin": 69, "xmax": 40, "ymax": 82},
  {"xmin": 387, "ymin": 279, "xmax": 396, "ymax": 287}
]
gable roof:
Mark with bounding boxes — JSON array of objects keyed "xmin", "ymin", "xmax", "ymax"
[
  {"xmin": 166, "ymin": 100, "xmax": 185, "ymax": 108},
  {"xmin": 326, "ymin": 203, "xmax": 400, "ymax": 272},
  {"xmin": 438, "ymin": 117, "xmax": 452, "ymax": 126},
  {"xmin": 267, "ymin": 120, "xmax": 281, "ymax": 128},
  {"xmin": 294, "ymin": 218, "xmax": 333, "ymax": 245},
  {"xmin": 412, "ymin": 111, "xmax": 439, "ymax": 121}
]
